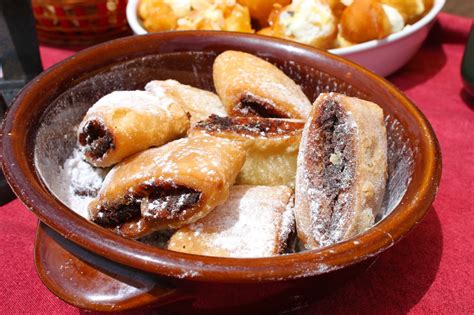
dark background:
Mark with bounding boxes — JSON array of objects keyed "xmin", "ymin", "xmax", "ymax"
[{"xmin": 443, "ymin": 0, "xmax": 474, "ymax": 18}]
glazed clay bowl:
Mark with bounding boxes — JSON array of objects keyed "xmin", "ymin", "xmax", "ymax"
[{"xmin": 1, "ymin": 32, "xmax": 441, "ymax": 312}]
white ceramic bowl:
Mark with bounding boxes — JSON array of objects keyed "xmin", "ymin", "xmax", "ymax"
[{"xmin": 126, "ymin": 0, "xmax": 445, "ymax": 77}]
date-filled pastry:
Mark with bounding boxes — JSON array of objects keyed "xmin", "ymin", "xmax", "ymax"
[
  {"xmin": 295, "ymin": 93, "xmax": 387, "ymax": 249},
  {"xmin": 168, "ymin": 185, "xmax": 295, "ymax": 258},
  {"xmin": 213, "ymin": 51, "xmax": 312, "ymax": 119},
  {"xmin": 88, "ymin": 135, "xmax": 246, "ymax": 238},
  {"xmin": 190, "ymin": 115, "xmax": 304, "ymax": 187},
  {"xmin": 78, "ymin": 91, "xmax": 189, "ymax": 168},
  {"xmin": 145, "ymin": 79, "xmax": 227, "ymax": 124}
]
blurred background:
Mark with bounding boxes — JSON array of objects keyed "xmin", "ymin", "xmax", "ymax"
[{"xmin": 443, "ymin": 0, "xmax": 474, "ymax": 18}]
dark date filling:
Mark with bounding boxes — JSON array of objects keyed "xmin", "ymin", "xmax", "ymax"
[
  {"xmin": 78, "ymin": 120, "xmax": 114, "ymax": 160},
  {"xmin": 140, "ymin": 185, "xmax": 201, "ymax": 220},
  {"xmin": 313, "ymin": 99, "xmax": 355, "ymax": 231},
  {"xmin": 194, "ymin": 114, "xmax": 304, "ymax": 137},
  {"xmin": 92, "ymin": 200, "xmax": 141, "ymax": 227},
  {"xmin": 91, "ymin": 183, "xmax": 201, "ymax": 228},
  {"xmin": 234, "ymin": 93, "xmax": 290, "ymax": 119}
]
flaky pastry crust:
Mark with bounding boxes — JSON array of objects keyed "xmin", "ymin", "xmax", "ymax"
[
  {"xmin": 295, "ymin": 93, "xmax": 387, "ymax": 249},
  {"xmin": 88, "ymin": 135, "xmax": 246, "ymax": 238}
]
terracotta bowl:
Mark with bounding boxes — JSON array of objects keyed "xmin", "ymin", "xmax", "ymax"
[{"xmin": 1, "ymin": 32, "xmax": 441, "ymax": 312}]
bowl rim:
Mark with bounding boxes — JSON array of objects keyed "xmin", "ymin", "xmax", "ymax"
[
  {"xmin": 126, "ymin": 0, "xmax": 446, "ymax": 56},
  {"xmin": 1, "ymin": 31, "xmax": 442, "ymax": 282}
]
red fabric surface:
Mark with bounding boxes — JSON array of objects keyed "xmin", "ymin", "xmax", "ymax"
[{"xmin": 1, "ymin": 13, "xmax": 473, "ymax": 314}]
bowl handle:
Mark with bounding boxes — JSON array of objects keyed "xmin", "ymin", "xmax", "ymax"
[{"xmin": 34, "ymin": 222, "xmax": 193, "ymax": 311}]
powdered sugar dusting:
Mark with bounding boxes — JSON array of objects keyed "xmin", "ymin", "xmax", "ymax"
[
  {"xmin": 214, "ymin": 51, "xmax": 312, "ymax": 118},
  {"xmin": 168, "ymin": 185, "xmax": 294, "ymax": 258},
  {"xmin": 295, "ymin": 95, "xmax": 357, "ymax": 248},
  {"xmin": 279, "ymin": 196, "xmax": 296, "ymax": 251},
  {"xmin": 145, "ymin": 79, "xmax": 227, "ymax": 124},
  {"xmin": 60, "ymin": 148, "xmax": 108, "ymax": 218},
  {"xmin": 84, "ymin": 90, "xmax": 174, "ymax": 117}
]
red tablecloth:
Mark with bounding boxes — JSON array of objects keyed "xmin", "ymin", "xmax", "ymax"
[{"xmin": 1, "ymin": 13, "xmax": 473, "ymax": 314}]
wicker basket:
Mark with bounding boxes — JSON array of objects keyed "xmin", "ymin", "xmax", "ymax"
[{"xmin": 31, "ymin": 0, "xmax": 131, "ymax": 46}]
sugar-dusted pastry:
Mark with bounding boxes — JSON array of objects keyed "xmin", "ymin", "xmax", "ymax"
[
  {"xmin": 340, "ymin": 0, "xmax": 405, "ymax": 43},
  {"xmin": 78, "ymin": 91, "xmax": 189, "ymax": 168},
  {"xmin": 145, "ymin": 79, "xmax": 227, "ymax": 124},
  {"xmin": 257, "ymin": 0, "xmax": 338, "ymax": 49},
  {"xmin": 190, "ymin": 115, "xmax": 304, "ymax": 187},
  {"xmin": 168, "ymin": 185, "xmax": 295, "ymax": 258},
  {"xmin": 88, "ymin": 135, "xmax": 246, "ymax": 238},
  {"xmin": 295, "ymin": 93, "xmax": 387, "ymax": 249},
  {"xmin": 213, "ymin": 51, "xmax": 312, "ymax": 119},
  {"xmin": 237, "ymin": 0, "xmax": 291, "ymax": 27}
]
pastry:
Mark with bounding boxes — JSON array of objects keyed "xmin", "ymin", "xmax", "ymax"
[
  {"xmin": 338, "ymin": 0, "xmax": 405, "ymax": 46},
  {"xmin": 139, "ymin": 0, "xmax": 253, "ymax": 33},
  {"xmin": 340, "ymin": 0, "xmax": 405, "ymax": 43},
  {"xmin": 168, "ymin": 185, "xmax": 295, "ymax": 258},
  {"xmin": 88, "ymin": 134, "xmax": 246, "ymax": 238},
  {"xmin": 213, "ymin": 51, "xmax": 312, "ymax": 119},
  {"xmin": 236, "ymin": 0, "xmax": 291, "ymax": 27},
  {"xmin": 145, "ymin": 79, "xmax": 227, "ymax": 124},
  {"xmin": 176, "ymin": 0, "xmax": 253, "ymax": 32},
  {"xmin": 190, "ymin": 114, "xmax": 304, "ymax": 187},
  {"xmin": 258, "ymin": 0, "xmax": 338, "ymax": 49},
  {"xmin": 328, "ymin": 0, "xmax": 348, "ymax": 18},
  {"xmin": 138, "ymin": 0, "xmax": 178, "ymax": 32},
  {"xmin": 295, "ymin": 93, "xmax": 387, "ymax": 249},
  {"xmin": 78, "ymin": 91, "xmax": 189, "ymax": 168}
]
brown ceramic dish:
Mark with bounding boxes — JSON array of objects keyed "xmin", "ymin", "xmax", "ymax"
[{"xmin": 1, "ymin": 32, "xmax": 441, "ymax": 312}]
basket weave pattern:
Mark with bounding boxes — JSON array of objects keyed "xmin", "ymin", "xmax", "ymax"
[{"xmin": 32, "ymin": 0, "xmax": 131, "ymax": 46}]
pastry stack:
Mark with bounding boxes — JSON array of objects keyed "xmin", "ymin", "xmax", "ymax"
[{"xmin": 77, "ymin": 51, "xmax": 388, "ymax": 257}]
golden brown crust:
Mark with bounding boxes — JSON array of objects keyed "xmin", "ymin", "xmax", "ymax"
[
  {"xmin": 190, "ymin": 115, "xmax": 304, "ymax": 187},
  {"xmin": 237, "ymin": 0, "xmax": 291, "ymax": 27},
  {"xmin": 167, "ymin": 185, "xmax": 294, "ymax": 258},
  {"xmin": 340, "ymin": 0, "xmax": 392, "ymax": 43},
  {"xmin": 213, "ymin": 51, "xmax": 312, "ymax": 119},
  {"xmin": 77, "ymin": 91, "xmax": 189, "ymax": 168},
  {"xmin": 295, "ymin": 93, "xmax": 387, "ymax": 249},
  {"xmin": 88, "ymin": 135, "xmax": 246, "ymax": 238},
  {"xmin": 192, "ymin": 114, "xmax": 304, "ymax": 138}
]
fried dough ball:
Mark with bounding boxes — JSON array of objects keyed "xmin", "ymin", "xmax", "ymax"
[
  {"xmin": 328, "ymin": 0, "xmax": 348, "ymax": 18},
  {"xmin": 225, "ymin": 4, "xmax": 253, "ymax": 32},
  {"xmin": 340, "ymin": 0, "xmax": 392, "ymax": 43},
  {"xmin": 237, "ymin": 0, "xmax": 291, "ymax": 27},
  {"xmin": 138, "ymin": 0, "xmax": 177, "ymax": 31}
]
